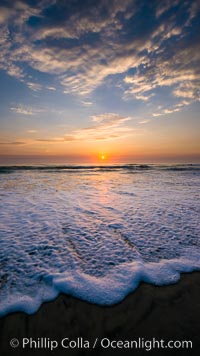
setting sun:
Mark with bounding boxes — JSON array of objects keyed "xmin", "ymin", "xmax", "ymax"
[{"xmin": 101, "ymin": 155, "xmax": 105, "ymax": 160}]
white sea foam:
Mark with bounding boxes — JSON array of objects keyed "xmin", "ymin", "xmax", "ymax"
[{"xmin": 0, "ymin": 165, "xmax": 199, "ymax": 316}]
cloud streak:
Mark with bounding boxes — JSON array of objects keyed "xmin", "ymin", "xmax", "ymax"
[
  {"xmin": 0, "ymin": 141, "xmax": 26, "ymax": 145},
  {"xmin": 34, "ymin": 113, "xmax": 133, "ymax": 143}
]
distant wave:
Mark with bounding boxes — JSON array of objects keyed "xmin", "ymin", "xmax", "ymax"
[{"xmin": 0, "ymin": 164, "xmax": 200, "ymax": 174}]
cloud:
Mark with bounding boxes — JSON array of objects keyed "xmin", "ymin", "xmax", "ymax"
[
  {"xmin": 0, "ymin": 7, "xmax": 14, "ymax": 24},
  {"xmin": 155, "ymin": 0, "xmax": 180, "ymax": 18},
  {"xmin": 135, "ymin": 93, "xmax": 154, "ymax": 101},
  {"xmin": 10, "ymin": 105, "xmax": 48, "ymax": 115},
  {"xmin": 91, "ymin": 113, "xmax": 131, "ymax": 125},
  {"xmin": 0, "ymin": 0, "xmax": 199, "ymax": 111},
  {"xmin": 35, "ymin": 138, "xmax": 64, "ymax": 142},
  {"xmin": 81, "ymin": 101, "xmax": 93, "ymax": 106},
  {"xmin": 152, "ymin": 108, "xmax": 181, "ymax": 117},
  {"xmin": 173, "ymin": 82, "xmax": 200, "ymax": 100},
  {"xmin": 27, "ymin": 82, "xmax": 42, "ymax": 92},
  {"xmin": 61, "ymin": 53, "xmax": 143, "ymax": 95},
  {"xmin": 11, "ymin": 105, "xmax": 34, "ymax": 115},
  {"xmin": 27, "ymin": 130, "xmax": 37, "ymax": 133},
  {"xmin": 46, "ymin": 86, "xmax": 56, "ymax": 91},
  {"xmin": 152, "ymin": 113, "xmax": 162, "ymax": 117},
  {"xmin": 121, "ymin": 1, "xmax": 200, "ymax": 108},
  {"xmin": 66, "ymin": 113, "xmax": 133, "ymax": 141},
  {"xmin": 0, "ymin": 141, "xmax": 26, "ymax": 145},
  {"xmin": 31, "ymin": 0, "xmax": 133, "ymax": 40},
  {"xmin": 63, "ymin": 136, "xmax": 78, "ymax": 142},
  {"xmin": 35, "ymin": 136, "xmax": 77, "ymax": 143},
  {"xmin": 152, "ymin": 99, "xmax": 193, "ymax": 117},
  {"xmin": 139, "ymin": 120, "xmax": 150, "ymax": 124},
  {"xmin": 33, "ymin": 112, "xmax": 133, "ymax": 143},
  {"xmin": 123, "ymin": 66, "xmax": 200, "ymax": 105},
  {"xmin": 0, "ymin": 0, "xmax": 152, "ymax": 95},
  {"xmin": 35, "ymin": 136, "xmax": 78, "ymax": 143}
]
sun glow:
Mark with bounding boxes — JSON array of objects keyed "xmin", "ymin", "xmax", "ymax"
[{"xmin": 97, "ymin": 153, "xmax": 108, "ymax": 162}]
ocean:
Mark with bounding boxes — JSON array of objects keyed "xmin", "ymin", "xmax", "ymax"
[{"xmin": 0, "ymin": 164, "xmax": 200, "ymax": 316}]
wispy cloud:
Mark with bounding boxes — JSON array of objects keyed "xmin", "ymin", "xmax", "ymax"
[
  {"xmin": 139, "ymin": 120, "xmax": 151, "ymax": 124},
  {"xmin": 11, "ymin": 105, "xmax": 35, "ymax": 116},
  {"xmin": 35, "ymin": 138, "xmax": 63, "ymax": 142},
  {"xmin": 0, "ymin": 141, "xmax": 26, "ymax": 145},
  {"xmin": 173, "ymin": 82, "xmax": 200, "ymax": 100},
  {"xmin": 81, "ymin": 101, "xmax": 93, "ymax": 107},
  {"xmin": 27, "ymin": 130, "xmax": 37, "ymax": 133},
  {"xmin": 10, "ymin": 104, "xmax": 48, "ymax": 116},
  {"xmin": 46, "ymin": 86, "xmax": 56, "ymax": 91},
  {"xmin": 27, "ymin": 82, "xmax": 42, "ymax": 92},
  {"xmin": 91, "ymin": 113, "xmax": 131, "ymax": 125},
  {"xmin": 35, "ymin": 136, "xmax": 77, "ymax": 143},
  {"xmin": 33, "ymin": 113, "xmax": 133, "ymax": 143},
  {"xmin": 152, "ymin": 99, "xmax": 195, "ymax": 117}
]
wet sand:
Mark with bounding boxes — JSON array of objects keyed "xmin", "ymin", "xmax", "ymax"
[{"xmin": 0, "ymin": 272, "xmax": 200, "ymax": 355}]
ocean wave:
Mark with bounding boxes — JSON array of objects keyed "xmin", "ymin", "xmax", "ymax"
[{"xmin": 0, "ymin": 164, "xmax": 199, "ymax": 174}]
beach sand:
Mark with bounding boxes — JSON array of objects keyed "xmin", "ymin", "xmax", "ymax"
[{"xmin": 0, "ymin": 272, "xmax": 200, "ymax": 355}]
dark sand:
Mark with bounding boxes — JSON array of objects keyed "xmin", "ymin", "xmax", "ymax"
[{"xmin": 0, "ymin": 272, "xmax": 200, "ymax": 355}]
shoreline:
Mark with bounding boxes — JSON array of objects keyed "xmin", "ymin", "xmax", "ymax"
[{"xmin": 0, "ymin": 271, "xmax": 200, "ymax": 355}]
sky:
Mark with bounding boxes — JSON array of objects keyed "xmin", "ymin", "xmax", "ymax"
[{"xmin": 0, "ymin": 0, "xmax": 200, "ymax": 163}]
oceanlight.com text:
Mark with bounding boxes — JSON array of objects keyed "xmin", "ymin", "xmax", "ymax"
[{"xmin": 10, "ymin": 337, "xmax": 193, "ymax": 351}]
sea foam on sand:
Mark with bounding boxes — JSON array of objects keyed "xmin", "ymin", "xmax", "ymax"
[{"xmin": 0, "ymin": 164, "xmax": 199, "ymax": 316}]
